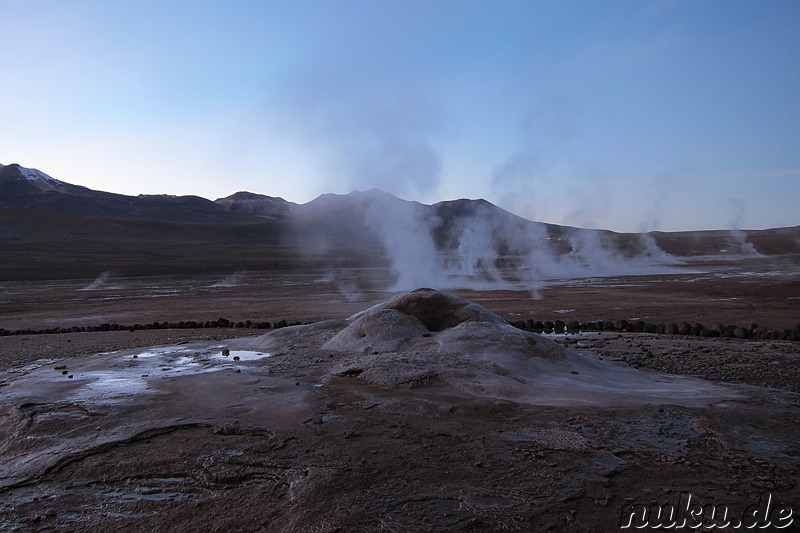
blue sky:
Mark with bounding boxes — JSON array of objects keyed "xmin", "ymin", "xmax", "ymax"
[{"xmin": 1, "ymin": 0, "xmax": 798, "ymax": 232}]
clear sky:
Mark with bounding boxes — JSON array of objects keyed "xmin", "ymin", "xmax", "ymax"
[{"xmin": 1, "ymin": 0, "xmax": 798, "ymax": 232}]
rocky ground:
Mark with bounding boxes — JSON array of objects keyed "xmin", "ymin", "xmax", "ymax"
[{"xmin": 0, "ymin": 258, "xmax": 798, "ymax": 532}]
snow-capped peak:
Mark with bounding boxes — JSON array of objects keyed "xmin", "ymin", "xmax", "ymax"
[
  {"xmin": 18, "ymin": 165, "xmax": 63, "ymax": 185},
  {"xmin": 0, "ymin": 163, "xmax": 77, "ymax": 190}
]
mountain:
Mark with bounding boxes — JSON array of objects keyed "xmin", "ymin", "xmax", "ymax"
[
  {"xmin": 0, "ymin": 163, "xmax": 798, "ymax": 281},
  {"xmin": 214, "ymin": 191, "xmax": 296, "ymax": 219},
  {"xmin": 0, "ymin": 163, "xmax": 235, "ymax": 222}
]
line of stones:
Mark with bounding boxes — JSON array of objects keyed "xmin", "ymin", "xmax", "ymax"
[
  {"xmin": 0, "ymin": 317, "xmax": 303, "ymax": 337},
  {"xmin": 509, "ymin": 318, "xmax": 800, "ymax": 341}
]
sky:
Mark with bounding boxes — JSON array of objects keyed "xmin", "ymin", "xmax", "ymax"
[{"xmin": 1, "ymin": 0, "xmax": 798, "ymax": 232}]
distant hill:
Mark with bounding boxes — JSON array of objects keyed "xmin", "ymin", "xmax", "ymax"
[{"xmin": 0, "ymin": 163, "xmax": 797, "ymax": 281}]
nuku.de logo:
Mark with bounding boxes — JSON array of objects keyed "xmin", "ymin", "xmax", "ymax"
[{"xmin": 620, "ymin": 492, "xmax": 793, "ymax": 529}]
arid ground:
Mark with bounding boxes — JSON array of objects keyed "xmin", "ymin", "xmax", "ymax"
[{"xmin": 0, "ymin": 255, "xmax": 798, "ymax": 532}]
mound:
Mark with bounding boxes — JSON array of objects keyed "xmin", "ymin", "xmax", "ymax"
[{"xmin": 245, "ymin": 289, "xmax": 731, "ymax": 406}]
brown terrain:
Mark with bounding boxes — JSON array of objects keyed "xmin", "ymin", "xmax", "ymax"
[{"xmin": 0, "ymin": 164, "xmax": 799, "ymax": 531}]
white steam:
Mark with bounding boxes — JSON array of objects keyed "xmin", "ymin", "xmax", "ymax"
[
  {"xmin": 364, "ymin": 195, "xmax": 447, "ymax": 291},
  {"xmin": 362, "ymin": 197, "xmax": 683, "ymax": 292},
  {"xmin": 727, "ymin": 229, "xmax": 762, "ymax": 256},
  {"xmin": 210, "ymin": 271, "xmax": 247, "ymax": 287},
  {"xmin": 81, "ymin": 271, "xmax": 111, "ymax": 291}
]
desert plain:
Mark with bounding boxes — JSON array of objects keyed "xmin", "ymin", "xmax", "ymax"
[{"xmin": 0, "ymin": 251, "xmax": 798, "ymax": 532}]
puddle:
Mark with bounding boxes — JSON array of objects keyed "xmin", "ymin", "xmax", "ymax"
[
  {"xmin": 212, "ymin": 350, "xmax": 272, "ymax": 362},
  {"xmin": 132, "ymin": 347, "xmax": 191, "ymax": 359},
  {"xmin": 5, "ymin": 345, "xmax": 275, "ymax": 405}
]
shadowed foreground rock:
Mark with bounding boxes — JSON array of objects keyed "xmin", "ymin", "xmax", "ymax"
[{"xmin": 0, "ymin": 290, "xmax": 797, "ymax": 532}]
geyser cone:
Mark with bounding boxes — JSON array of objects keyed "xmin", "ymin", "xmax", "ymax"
[{"xmin": 247, "ymin": 289, "xmax": 731, "ymax": 407}]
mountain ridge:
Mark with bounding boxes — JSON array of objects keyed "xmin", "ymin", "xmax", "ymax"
[{"xmin": 1, "ymin": 163, "xmax": 798, "ymax": 281}]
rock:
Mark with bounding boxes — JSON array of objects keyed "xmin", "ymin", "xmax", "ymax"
[
  {"xmin": 554, "ymin": 320, "xmax": 566, "ymax": 333},
  {"xmin": 566, "ymin": 321, "xmax": 580, "ymax": 332},
  {"xmin": 274, "ymin": 319, "xmax": 288, "ymax": 328},
  {"xmin": 793, "ymin": 323, "xmax": 800, "ymax": 341},
  {"xmin": 643, "ymin": 323, "xmax": 658, "ymax": 334},
  {"xmin": 733, "ymin": 327, "xmax": 750, "ymax": 339},
  {"xmin": 699, "ymin": 327, "xmax": 719, "ymax": 338},
  {"xmin": 678, "ymin": 322, "xmax": 692, "ymax": 335},
  {"xmin": 385, "ymin": 289, "xmax": 504, "ymax": 331},
  {"xmin": 665, "ymin": 323, "xmax": 679, "ymax": 335}
]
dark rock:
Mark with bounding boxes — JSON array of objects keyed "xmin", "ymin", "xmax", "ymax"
[
  {"xmin": 512, "ymin": 320, "xmax": 526, "ymax": 330},
  {"xmin": 793, "ymin": 323, "xmax": 800, "ymax": 341},
  {"xmin": 275, "ymin": 319, "xmax": 288, "ymax": 328},
  {"xmin": 665, "ymin": 323, "xmax": 680, "ymax": 335},
  {"xmin": 566, "ymin": 321, "xmax": 580, "ymax": 332},
  {"xmin": 217, "ymin": 318, "xmax": 230, "ymax": 328},
  {"xmin": 554, "ymin": 320, "xmax": 566, "ymax": 333},
  {"xmin": 733, "ymin": 327, "xmax": 750, "ymax": 339},
  {"xmin": 678, "ymin": 322, "xmax": 692, "ymax": 335},
  {"xmin": 544, "ymin": 321, "xmax": 554, "ymax": 331},
  {"xmin": 643, "ymin": 323, "xmax": 658, "ymax": 333},
  {"xmin": 699, "ymin": 327, "xmax": 719, "ymax": 338},
  {"xmin": 613, "ymin": 319, "xmax": 628, "ymax": 331},
  {"xmin": 632, "ymin": 320, "xmax": 646, "ymax": 332},
  {"xmin": 603, "ymin": 321, "xmax": 615, "ymax": 331}
]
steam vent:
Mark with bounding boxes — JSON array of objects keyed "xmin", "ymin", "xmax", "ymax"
[{"xmin": 249, "ymin": 289, "xmax": 729, "ymax": 406}]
